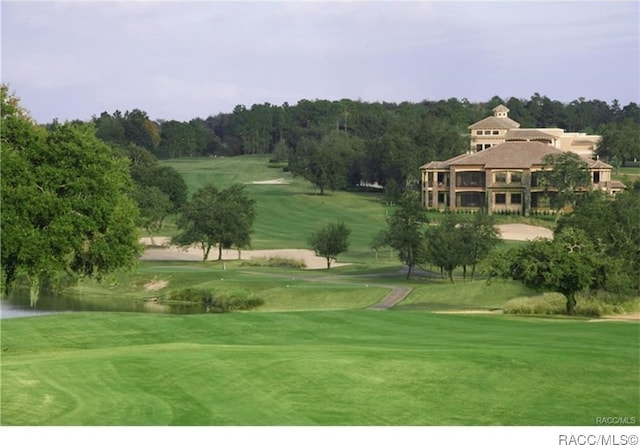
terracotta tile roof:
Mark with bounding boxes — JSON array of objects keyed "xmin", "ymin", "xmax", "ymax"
[
  {"xmin": 505, "ymin": 129, "xmax": 557, "ymax": 140},
  {"xmin": 420, "ymin": 161, "xmax": 447, "ymax": 169},
  {"xmin": 604, "ymin": 180, "xmax": 626, "ymax": 189},
  {"xmin": 448, "ymin": 141, "xmax": 567, "ymax": 169},
  {"xmin": 421, "ymin": 143, "xmax": 613, "ymax": 171},
  {"xmin": 420, "ymin": 152, "xmax": 472, "ymax": 169},
  {"xmin": 468, "ymin": 116, "xmax": 521, "ymax": 130},
  {"xmin": 587, "ymin": 159, "xmax": 613, "ymax": 169}
]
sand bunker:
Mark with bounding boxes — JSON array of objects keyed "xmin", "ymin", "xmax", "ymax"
[
  {"xmin": 497, "ymin": 224, "xmax": 553, "ymax": 241},
  {"xmin": 144, "ymin": 280, "xmax": 169, "ymax": 291},
  {"xmin": 140, "ymin": 237, "xmax": 349, "ymax": 270},
  {"xmin": 250, "ymin": 178, "xmax": 291, "ymax": 185},
  {"xmin": 140, "ymin": 224, "xmax": 551, "ymax": 268}
]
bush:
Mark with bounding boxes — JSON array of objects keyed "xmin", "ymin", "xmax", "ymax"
[
  {"xmin": 166, "ymin": 287, "xmax": 265, "ymax": 312},
  {"xmin": 205, "ymin": 294, "xmax": 265, "ymax": 313},
  {"xmin": 166, "ymin": 287, "xmax": 211, "ymax": 303},
  {"xmin": 503, "ymin": 294, "xmax": 565, "ymax": 315},
  {"xmin": 504, "ymin": 293, "xmax": 640, "ymax": 317},
  {"xmin": 240, "ymin": 257, "xmax": 306, "ymax": 269}
]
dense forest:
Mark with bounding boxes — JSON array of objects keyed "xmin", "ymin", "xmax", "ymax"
[{"xmin": 83, "ymin": 94, "xmax": 640, "ymax": 193}]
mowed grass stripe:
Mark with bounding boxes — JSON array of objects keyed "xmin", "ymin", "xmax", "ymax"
[{"xmin": 2, "ymin": 311, "xmax": 638, "ymax": 425}]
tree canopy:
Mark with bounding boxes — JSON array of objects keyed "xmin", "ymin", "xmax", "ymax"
[
  {"xmin": 597, "ymin": 120, "xmax": 640, "ymax": 167},
  {"xmin": 1, "ymin": 86, "xmax": 142, "ymax": 305},
  {"xmin": 540, "ymin": 151, "xmax": 592, "ymax": 212},
  {"xmin": 426, "ymin": 212, "xmax": 501, "ymax": 282},
  {"xmin": 84, "ymin": 94, "xmax": 638, "ymax": 198},
  {"xmin": 556, "ymin": 188, "xmax": 640, "ymax": 294},
  {"xmin": 382, "ymin": 191, "xmax": 429, "ymax": 279},
  {"xmin": 488, "ymin": 229, "xmax": 598, "ymax": 315},
  {"xmin": 308, "ymin": 221, "xmax": 351, "ymax": 269},
  {"xmin": 172, "ymin": 184, "xmax": 257, "ymax": 261}
]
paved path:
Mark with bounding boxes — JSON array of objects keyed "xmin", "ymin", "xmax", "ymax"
[{"xmin": 367, "ymin": 286, "xmax": 413, "ymax": 310}]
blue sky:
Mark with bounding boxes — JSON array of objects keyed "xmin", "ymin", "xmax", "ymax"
[{"xmin": 1, "ymin": 0, "xmax": 638, "ymax": 123}]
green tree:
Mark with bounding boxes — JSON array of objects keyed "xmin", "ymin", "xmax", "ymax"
[
  {"xmin": 308, "ymin": 221, "xmax": 351, "ymax": 270},
  {"xmin": 597, "ymin": 120, "xmax": 640, "ymax": 167},
  {"xmin": 459, "ymin": 212, "xmax": 502, "ymax": 280},
  {"xmin": 131, "ymin": 185, "xmax": 173, "ymax": 245},
  {"xmin": 1, "ymin": 87, "xmax": 142, "ymax": 304},
  {"xmin": 556, "ymin": 189, "xmax": 640, "ymax": 293},
  {"xmin": 172, "ymin": 184, "xmax": 256, "ymax": 261},
  {"xmin": 213, "ymin": 184, "xmax": 257, "ymax": 260},
  {"xmin": 383, "ymin": 191, "xmax": 429, "ymax": 279},
  {"xmin": 172, "ymin": 184, "xmax": 220, "ymax": 261},
  {"xmin": 122, "ymin": 143, "xmax": 188, "ymax": 212},
  {"xmin": 123, "ymin": 109, "xmax": 158, "ymax": 151},
  {"xmin": 540, "ymin": 151, "xmax": 592, "ymax": 213},
  {"xmin": 425, "ymin": 213, "xmax": 467, "ymax": 282},
  {"xmin": 93, "ymin": 111, "xmax": 126, "ymax": 146},
  {"xmin": 489, "ymin": 228, "xmax": 597, "ymax": 315},
  {"xmin": 290, "ymin": 131, "xmax": 358, "ymax": 194},
  {"xmin": 370, "ymin": 230, "xmax": 389, "ymax": 261}
]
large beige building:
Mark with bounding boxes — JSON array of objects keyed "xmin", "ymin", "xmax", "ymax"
[
  {"xmin": 469, "ymin": 105, "xmax": 601, "ymax": 158},
  {"xmin": 419, "ymin": 105, "xmax": 621, "ymax": 214},
  {"xmin": 421, "ymin": 141, "xmax": 624, "ymax": 215}
]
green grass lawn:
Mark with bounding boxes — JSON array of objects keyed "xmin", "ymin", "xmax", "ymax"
[
  {"xmin": 2, "ymin": 310, "xmax": 638, "ymax": 426},
  {"xmin": 3, "ymin": 155, "xmax": 637, "ymax": 427},
  {"xmin": 613, "ymin": 166, "xmax": 640, "ymax": 184},
  {"xmin": 67, "ymin": 260, "xmax": 538, "ymax": 314},
  {"xmin": 158, "ymin": 155, "xmax": 556, "ymax": 259},
  {"xmin": 161, "ymin": 155, "xmax": 391, "ymax": 254}
]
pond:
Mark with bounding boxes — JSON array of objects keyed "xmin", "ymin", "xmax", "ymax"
[{"xmin": 0, "ymin": 289, "xmax": 207, "ymax": 319}]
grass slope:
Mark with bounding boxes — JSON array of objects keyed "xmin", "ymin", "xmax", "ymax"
[
  {"xmin": 2, "ymin": 311, "xmax": 638, "ymax": 426},
  {"xmin": 162, "ymin": 155, "xmax": 391, "ymax": 255},
  {"xmin": 68, "ymin": 260, "xmax": 538, "ymax": 314}
]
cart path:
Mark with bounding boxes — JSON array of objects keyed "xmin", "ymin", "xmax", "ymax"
[
  {"xmin": 367, "ymin": 286, "xmax": 413, "ymax": 310},
  {"xmin": 238, "ymin": 269, "xmax": 413, "ymax": 310}
]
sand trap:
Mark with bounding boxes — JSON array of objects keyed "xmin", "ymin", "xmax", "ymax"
[
  {"xmin": 497, "ymin": 224, "xmax": 553, "ymax": 241},
  {"xmin": 139, "ymin": 224, "xmax": 549, "ymax": 268},
  {"xmin": 250, "ymin": 178, "xmax": 291, "ymax": 185},
  {"xmin": 140, "ymin": 237, "xmax": 350, "ymax": 270},
  {"xmin": 144, "ymin": 280, "xmax": 168, "ymax": 291},
  {"xmin": 588, "ymin": 313, "xmax": 640, "ymax": 322},
  {"xmin": 432, "ymin": 310, "xmax": 502, "ymax": 314}
]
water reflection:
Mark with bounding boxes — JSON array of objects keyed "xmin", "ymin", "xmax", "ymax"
[
  {"xmin": 0, "ymin": 299, "xmax": 58, "ymax": 319},
  {"xmin": 1, "ymin": 288, "xmax": 206, "ymax": 319}
]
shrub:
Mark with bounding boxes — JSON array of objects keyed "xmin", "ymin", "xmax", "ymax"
[
  {"xmin": 240, "ymin": 257, "xmax": 306, "ymax": 269},
  {"xmin": 166, "ymin": 287, "xmax": 264, "ymax": 312},
  {"xmin": 504, "ymin": 293, "xmax": 640, "ymax": 317},
  {"xmin": 166, "ymin": 287, "xmax": 212, "ymax": 303},
  {"xmin": 204, "ymin": 290, "xmax": 265, "ymax": 313},
  {"xmin": 503, "ymin": 294, "xmax": 565, "ymax": 315}
]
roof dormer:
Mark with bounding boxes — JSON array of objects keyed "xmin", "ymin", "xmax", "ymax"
[{"xmin": 493, "ymin": 105, "xmax": 510, "ymax": 118}]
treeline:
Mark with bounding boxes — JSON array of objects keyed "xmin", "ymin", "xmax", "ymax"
[{"xmin": 89, "ymin": 94, "xmax": 640, "ymax": 190}]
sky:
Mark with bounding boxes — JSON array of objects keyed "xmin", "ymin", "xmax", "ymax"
[{"xmin": 1, "ymin": 0, "xmax": 639, "ymax": 124}]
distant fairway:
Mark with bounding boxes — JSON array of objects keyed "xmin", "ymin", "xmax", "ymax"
[
  {"xmin": 161, "ymin": 155, "xmax": 390, "ymax": 256},
  {"xmin": 1, "ymin": 311, "xmax": 638, "ymax": 426}
]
